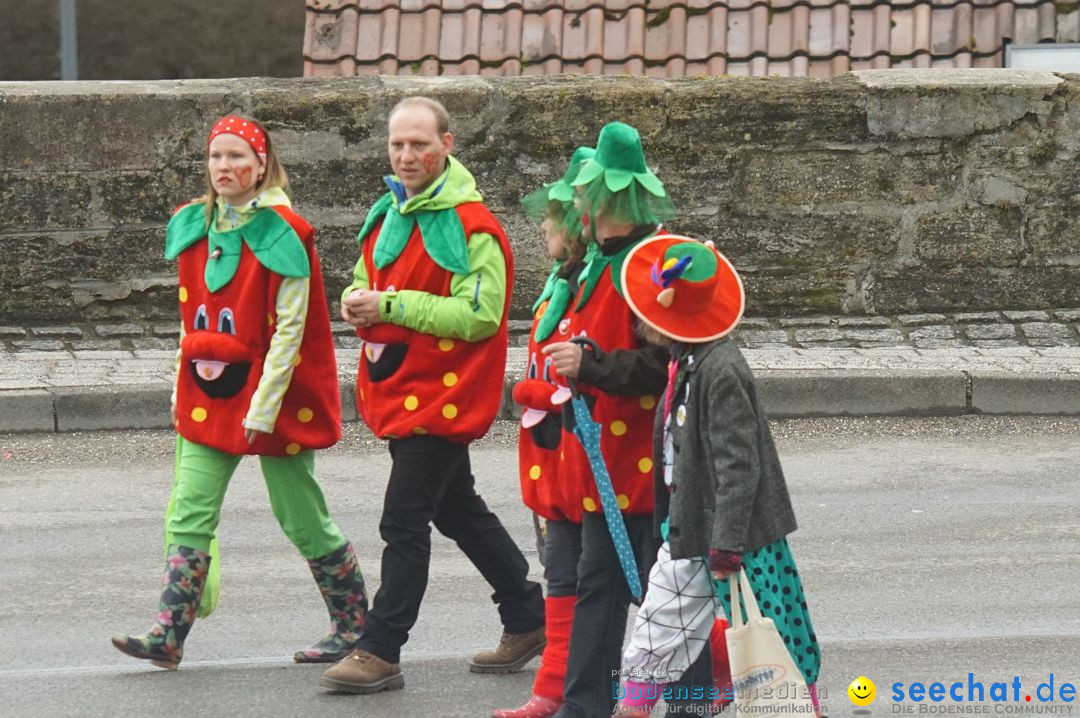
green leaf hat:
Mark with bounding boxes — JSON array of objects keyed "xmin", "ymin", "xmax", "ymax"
[
  {"xmin": 520, "ymin": 145, "xmax": 596, "ymax": 237},
  {"xmin": 570, "ymin": 121, "xmax": 675, "ymax": 227}
]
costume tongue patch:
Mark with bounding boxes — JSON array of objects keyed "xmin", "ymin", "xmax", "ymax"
[
  {"xmin": 189, "ymin": 359, "xmax": 251, "ymax": 399},
  {"xmin": 551, "ymin": 386, "xmax": 572, "ymax": 405},
  {"xmin": 521, "ymin": 408, "xmax": 549, "ymax": 428},
  {"xmin": 194, "ymin": 360, "xmax": 228, "ymax": 381}
]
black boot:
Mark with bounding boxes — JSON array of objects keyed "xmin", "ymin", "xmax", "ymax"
[
  {"xmin": 111, "ymin": 544, "xmax": 210, "ymax": 670},
  {"xmin": 294, "ymin": 542, "xmax": 367, "ymax": 663}
]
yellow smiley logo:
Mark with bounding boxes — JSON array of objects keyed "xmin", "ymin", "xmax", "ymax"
[{"xmin": 848, "ymin": 676, "xmax": 877, "ymax": 706}]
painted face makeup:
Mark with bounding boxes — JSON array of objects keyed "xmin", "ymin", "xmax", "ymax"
[
  {"xmin": 208, "ymin": 133, "xmax": 265, "ymax": 206},
  {"xmin": 387, "ymin": 105, "xmax": 452, "ymax": 198}
]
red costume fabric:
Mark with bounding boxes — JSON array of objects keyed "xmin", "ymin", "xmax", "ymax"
[
  {"xmin": 515, "ymin": 297, "xmax": 587, "ymax": 524},
  {"xmin": 355, "ymin": 202, "xmax": 512, "ymax": 443},
  {"xmin": 174, "ymin": 205, "xmax": 341, "ymax": 457},
  {"xmin": 563, "ymin": 270, "xmax": 658, "ymax": 518}
]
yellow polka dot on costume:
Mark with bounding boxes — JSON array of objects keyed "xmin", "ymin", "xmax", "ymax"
[
  {"xmin": 285, "ymin": 443, "xmax": 301, "ymax": 455},
  {"xmin": 638, "ymin": 457, "xmax": 653, "ymax": 473},
  {"xmin": 610, "ymin": 420, "xmax": 627, "ymax": 436},
  {"xmin": 404, "ymin": 395, "xmax": 419, "ymax": 411},
  {"xmin": 190, "ymin": 407, "xmax": 207, "ymax": 423},
  {"xmin": 616, "ymin": 493, "xmax": 630, "ymax": 510},
  {"xmin": 179, "ymin": 286, "xmax": 188, "ymax": 303},
  {"xmin": 439, "ymin": 338, "xmax": 455, "ymax": 352},
  {"xmin": 529, "ymin": 465, "xmax": 541, "ymax": 480},
  {"xmin": 297, "ymin": 407, "xmax": 314, "ymax": 423},
  {"xmin": 294, "ymin": 354, "xmax": 302, "ymax": 367},
  {"xmin": 442, "ymin": 372, "xmax": 458, "ymax": 387},
  {"xmin": 640, "ymin": 395, "xmax": 657, "ymax": 410},
  {"xmin": 412, "ymin": 426, "xmax": 427, "ymax": 435},
  {"xmin": 442, "ymin": 403, "xmax": 458, "ymax": 419},
  {"xmin": 582, "ymin": 497, "xmax": 597, "ymax": 512},
  {"xmin": 267, "ymin": 313, "xmax": 274, "ymax": 326}
]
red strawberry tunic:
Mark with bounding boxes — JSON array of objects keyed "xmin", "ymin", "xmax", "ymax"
[
  {"xmin": 172, "ymin": 204, "xmax": 341, "ymax": 457},
  {"xmin": 515, "ymin": 294, "xmax": 588, "ymax": 524},
  {"xmin": 563, "ymin": 266, "xmax": 659, "ymax": 519},
  {"xmin": 355, "ymin": 203, "xmax": 512, "ymax": 443}
]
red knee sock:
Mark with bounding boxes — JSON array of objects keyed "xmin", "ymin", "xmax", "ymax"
[
  {"xmin": 532, "ymin": 595, "xmax": 576, "ymax": 701},
  {"xmin": 711, "ymin": 616, "xmax": 733, "ymax": 700}
]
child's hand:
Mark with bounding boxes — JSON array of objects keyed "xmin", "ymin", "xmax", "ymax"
[{"xmin": 542, "ymin": 342, "xmax": 583, "ymax": 378}]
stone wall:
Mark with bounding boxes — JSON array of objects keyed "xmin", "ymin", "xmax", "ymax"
[{"xmin": 1, "ymin": 70, "xmax": 1079, "ymax": 327}]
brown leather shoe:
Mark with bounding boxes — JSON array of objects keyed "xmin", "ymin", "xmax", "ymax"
[
  {"xmin": 469, "ymin": 626, "xmax": 546, "ymax": 674},
  {"xmin": 319, "ymin": 648, "xmax": 404, "ymax": 694}
]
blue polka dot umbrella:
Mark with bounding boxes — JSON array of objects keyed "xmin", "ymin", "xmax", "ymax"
[{"xmin": 567, "ymin": 368, "xmax": 643, "ymax": 601}]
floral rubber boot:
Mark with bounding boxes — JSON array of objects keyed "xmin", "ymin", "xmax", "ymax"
[
  {"xmin": 293, "ymin": 542, "xmax": 368, "ymax": 663},
  {"xmin": 111, "ymin": 544, "xmax": 210, "ymax": 670}
]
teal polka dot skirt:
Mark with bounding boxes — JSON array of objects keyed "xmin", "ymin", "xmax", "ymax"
[{"xmin": 714, "ymin": 538, "xmax": 821, "ymax": 686}]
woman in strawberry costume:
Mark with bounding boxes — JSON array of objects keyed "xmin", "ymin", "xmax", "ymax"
[{"xmin": 111, "ymin": 116, "xmax": 367, "ymax": 670}]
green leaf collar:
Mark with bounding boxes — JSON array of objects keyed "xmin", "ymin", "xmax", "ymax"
[{"xmin": 165, "ymin": 203, "xmax": 309, "ymax": 293}]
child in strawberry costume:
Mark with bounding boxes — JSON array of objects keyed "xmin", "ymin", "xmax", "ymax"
[
  {"xmin": 543, "ymin": 122, "xmax": 721, "ymax": 718},
  {"xmin": 493, "ymin": 147, "xmax": 595, "ymax": 718},
  {"xmin": 111, "ymin": 116, "xmax": 367, "ymax": 670}
]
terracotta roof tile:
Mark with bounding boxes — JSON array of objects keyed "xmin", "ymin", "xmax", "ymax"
[{"xmin": 303, "ymin": 1, "xmax": 1080, "ymax": 78}]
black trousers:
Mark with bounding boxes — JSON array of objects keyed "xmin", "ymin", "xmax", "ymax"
[
  {"xmin": 356, "ymin": 435, "xmax": 545, "ymax": 664},
  {"xmin": 663, "ymin": 647, "xmax": 716, "ymax": 715},
  {"xmin": 543, "ymin": 519, "xmax": 583, "ymax": 598},
  {"xmin": 555, "ymin": 511, "xmax": 659, "ymax": 718}
]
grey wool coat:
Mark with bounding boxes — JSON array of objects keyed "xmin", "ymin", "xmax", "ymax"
[{"xmin": 653, "ymin": 338, "xmax": 798, "ymax": 560}]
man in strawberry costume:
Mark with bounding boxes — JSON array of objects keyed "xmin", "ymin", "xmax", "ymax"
[{"xmin": 322, "ymin": 96, "xmax": 545, "ymax": 695}]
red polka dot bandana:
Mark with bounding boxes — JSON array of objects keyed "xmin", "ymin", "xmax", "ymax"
[{"xmin": 208, "ymin": 116, "xmax": 267, "ymax": 157}]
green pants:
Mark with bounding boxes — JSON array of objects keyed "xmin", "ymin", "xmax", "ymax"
[{"xmin": 166, "ymin": 439, "xmax": 346, "ymax": 559}]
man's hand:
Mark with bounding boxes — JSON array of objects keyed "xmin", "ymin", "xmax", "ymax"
[
  {"xmin": 542, "ymin": 342, "xmax": 584, "ymax": 378},
  {"xmin": 244, "ymin": 428, "xmax": 266, "ymax": 445},
  {"xmin": 341, "ymin": 288, "xmax": 384, "ymax": 328}
]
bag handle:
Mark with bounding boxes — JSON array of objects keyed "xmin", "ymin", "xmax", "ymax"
[{"xmin": 728, "ymin": 568, "xmax": 764, "ymax": 628}]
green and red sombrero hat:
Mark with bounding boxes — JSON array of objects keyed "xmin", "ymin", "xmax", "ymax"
[{"xmin": 620, "ymin": 234, "xmax": 745, "ymax": 343}]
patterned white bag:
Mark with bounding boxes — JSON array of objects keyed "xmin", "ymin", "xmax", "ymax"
[{"xmin": 725, "ymin": 569, "xmax": 816, "ymax": 714}]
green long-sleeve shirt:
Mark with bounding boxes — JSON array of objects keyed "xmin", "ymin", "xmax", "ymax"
[
  {"xmin": 342, "ymin": 158, "xmax": 507, "ymax": 341},
  {"xmin": 342, "ymin": 233, "xmax": 505, "ymax": 341}
]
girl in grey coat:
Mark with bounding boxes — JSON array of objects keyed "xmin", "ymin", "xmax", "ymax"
[{"xmin": 613, "ymin": 235, "xmax": 821, "ymax": 717}]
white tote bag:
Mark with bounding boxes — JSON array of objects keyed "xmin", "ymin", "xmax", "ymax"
[{"xmin": 725, "ymin": 569, "xmax": 816, "ymax": 714}]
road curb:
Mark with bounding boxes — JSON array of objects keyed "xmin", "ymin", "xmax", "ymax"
[
  {"xmin": 52, "ymin": 384, "xmax": 172, "ymax": 432},
  {"xmin": 5, "ymin": 369, "xmax": 1080, "ymax": 433},
  {"xmin": 0, "ymin": 389, "xmax": 56, "ymax": 433},
  {"xmin": 756, "ymin": 370, "xmax": 969, "ymax": 418},
  {"xmin": 968, "ymin": 371, "xmax": 1080, "ymax": 415}
]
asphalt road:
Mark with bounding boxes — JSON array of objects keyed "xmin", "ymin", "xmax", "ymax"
[{"xmin": 1, "ymin": 417, "xmax": 1079, "ymax": 718}]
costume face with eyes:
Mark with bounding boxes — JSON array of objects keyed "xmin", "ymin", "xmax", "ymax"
[{"xmin": 513, "ymin": 348, "xmax": 570, "ymax": 451}]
